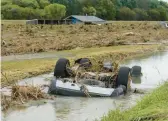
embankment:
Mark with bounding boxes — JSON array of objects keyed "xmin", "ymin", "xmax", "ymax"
[{"xmin": 101, "ymin": 82, "xmax": 168, "ymax": 121}]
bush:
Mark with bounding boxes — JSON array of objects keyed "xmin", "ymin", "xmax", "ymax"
[
  {"xmin": 118, "ymin": 7, "xmax": 136, "ymax": 20},
  {"xmin": 1, "ymin": 4, "xmax": 24, "ymax": 19},
  {"xmin": 157, "ymin": 6, "xmax": 168, "ymax": 21},
  {"xmin": 44, "ymin": 3, "xmax": 66, "ymax": 19},
  {"xmin": 148, "ymin": 9, "xmax": 160, "ymax": 21},
  {"xmin": 134, "ymin": 8, "xmax": 148, "ymax": 20}
]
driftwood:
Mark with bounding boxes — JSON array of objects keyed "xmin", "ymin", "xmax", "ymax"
[
  {"xmin": 11, "ymin": 85, "xmax": 46, "ymax": 101},
  {"xmin": 1, "ymin": 71, "xmax": 55, "ymax": 111}
]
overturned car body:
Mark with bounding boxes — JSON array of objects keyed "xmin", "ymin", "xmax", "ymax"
[
  {"xmin": 48, "ymin": 78, "xmax": 126, "ymax": 97},
  {"xmin": 48, "ymin": 58, "xmax": 141, "ymax": 97}
]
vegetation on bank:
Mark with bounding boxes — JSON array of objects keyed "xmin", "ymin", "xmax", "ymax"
[
  {"xmin": 101, "ymin": 82, "xmax": 168, "ymax": 121},
  {"xmin": 1, "ymin": 45, "xmax": 160, "ymax": 87},
  {"xmin": 2, "ymin": 21, "xmax": 168, "ymax": 56},
  {"xmin": 1, "ymin": 0, "xmax": 168, "ymax": 21}
]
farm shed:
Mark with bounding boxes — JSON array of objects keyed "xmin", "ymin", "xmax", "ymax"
[
  {"xmin": 64, "ymin": 15, "xmax": 106, "ymax": 24},
  {"xmin": 26, "ymin": 19, "xmax": 72, "ymax": 25}
]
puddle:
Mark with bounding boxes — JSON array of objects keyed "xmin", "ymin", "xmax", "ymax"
[{"xmin": 1, "ymin": 51, "xmax": 168, "ymax": 121}]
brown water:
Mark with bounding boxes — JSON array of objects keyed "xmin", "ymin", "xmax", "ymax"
[{"xmin": 1, "ymin": 51, "xmax": 168, "ymax": 121}]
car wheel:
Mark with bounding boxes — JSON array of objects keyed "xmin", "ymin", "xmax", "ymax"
[
  {"xmin": 54, "ymin": 58, "xmax": 71, "ymax": 78},
  {"xmin": 116, "ymin": 67, "xmax": 130, "ymax": 89}
]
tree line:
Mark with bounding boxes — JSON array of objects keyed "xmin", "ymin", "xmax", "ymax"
[{"xmin": 1, "ymin": 0, "xmax": 168, "ymax": 21}]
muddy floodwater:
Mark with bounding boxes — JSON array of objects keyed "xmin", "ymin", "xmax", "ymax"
[{"xmin": 1, "ymin": 51, "xmax": 168, "ymax": 121}]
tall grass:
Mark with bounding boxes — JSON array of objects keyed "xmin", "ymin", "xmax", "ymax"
[{"xmin": 101, "ymin": 82, "xmax": 168, "ymax": 121}]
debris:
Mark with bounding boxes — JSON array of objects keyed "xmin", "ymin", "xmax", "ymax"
[
  {"xmin": 123, "ymin": 32, "xmax": 135, "ymax": 36},
  {"xmin": 11, "ymin": 85, "xmax": 46, "ymax": 101},
  {"xmin": 1, "ymin": 72, "xmax": 55, "ymax": 111}
]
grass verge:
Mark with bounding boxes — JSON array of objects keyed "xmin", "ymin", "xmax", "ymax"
[
  {"xmin": 1, "ymin": 45, "xmax": 161, "ymax": 87},
  {"xmin": 101, "ymin": 82, "xmax": 168, "ymax": 121}
]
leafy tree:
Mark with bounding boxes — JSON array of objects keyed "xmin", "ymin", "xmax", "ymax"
[
  {"xmin": 1, "ymin": 0, "xmax": 12, "ymax": 6},
  {"xmin": 159, "ymin": 1, "xmax": 168, "ymax": 9},
  {"xmin": 1, "ymin": 4, "xmax": 24, "ymax": 19},
  {"xmin": 157, "ymin": 6, "xmax": 168, "ymax": 21},
  {"xmin": 120, "ymin": 0, "xmax": 137, "ymax": 9},
  {"xmin": 22, "ymin": 7, "xmax": 37, "ymax": 19},
  {"xmin": 96, "ymin": 0, "xmax": 116, "ymax": 20},
  {"xmin": 149, "ymin": 0, "xmax": 159, "ymax": 9},
  {"xmin": 82, "ymin": 6, "xmax": 96, "ymax": 15},
  {"xmin": 44, "ymin": 3, "xmax": 66, "ymax": 19},
  {"xmin": 52, "ymin": 0, "xmax": 82, "ymax": 16},
  {"xmin": 127, "ymin": 0, "xmax": 137, "ymax": 9},
  {"xmin": 12, "ymin": 0, "xmax": 40, "ymax": 9},
  {"xmin": 35, "ymin": 9, "xmax": 46, "ymax": 19},
  {"xmin": 137, "ymin": 0, "xmax": 150, "ymax": 10},
  {"xmin": 134, "ymin": 8, "xmax": 148, "ymax": 20},
  {"xmin": 118, "ymin": 7, "xmax": 136, "ymax": 20},
  {"xmin": 36, "ymin": 0, "xmax": 50, "ymax": 9},
  {"xmin": 112, "ymin": 0, "xmax": 122, "ymax": 8},
  {"xmin": 148, "ymin": 9, "xmax": 160, "ymax": 20},
  {"xmin": 1, "ymin": 0, "xmax": 168, "ymax": 21}
]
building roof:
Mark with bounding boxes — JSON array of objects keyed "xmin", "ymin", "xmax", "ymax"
[{"xmin": 65, "ymin": 15, "xmax": 105, "ymax": 23}]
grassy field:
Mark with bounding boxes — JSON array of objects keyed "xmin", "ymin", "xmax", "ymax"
[
  {"xmin": 1, "ymin": 45, "xmax": 161, "ymax": 87},
  {"xmin": 1, "ymin": 20, "xmax": 26, "ymax": 24},
  {"xmin": 101, "ymin": 82, "xmax": 168, "ymax": 121},
  {"xmin": 1, "ymin": 21, "xmax": 168, "ymax": 56}
]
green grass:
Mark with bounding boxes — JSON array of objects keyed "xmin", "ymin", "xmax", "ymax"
[
  {"xmin": 1, "ymin": 45, "xmax": 160, "ymax": 87},
  {"xmin": 101, "ymin": 82, "xmax": 168, "ymax": 121}
]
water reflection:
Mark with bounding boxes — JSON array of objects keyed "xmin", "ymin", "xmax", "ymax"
[
  {"xmin": 131, "ymin": 76, "xmax": 142, "ymax": 84},
  {"xmin": 122, "ymin": 51, "xmax": 168, "ymax": 89},
  {"xmin": 3, "ymin": 103, "xmax": 56, "ymax": 121}
]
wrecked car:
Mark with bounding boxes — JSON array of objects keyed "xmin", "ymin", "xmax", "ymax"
[{"xmin": 48, "ymin": 58, "xmax": 141, "ymax": 97}]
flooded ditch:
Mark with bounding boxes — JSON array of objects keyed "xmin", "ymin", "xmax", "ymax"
[{"xmin": 1, "ymin": 50, "xmax": 168, "ymax": 121}]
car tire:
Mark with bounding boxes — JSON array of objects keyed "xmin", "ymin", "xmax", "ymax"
[
  {"xmin": 54, "ymin": 58, "xmax": 71, "ymax": 78},
  {"xmin": 131, "ymin": 66, "xmax": 141, "ymax": 76},
  {"xmin": 116, "ymin": 67, "xmax": 130, "ymax": 88}
]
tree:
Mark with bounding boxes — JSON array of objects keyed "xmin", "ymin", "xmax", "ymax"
[
  {"xmin": 120, "ymin": 0, "xmax": 137, "ymax": 9},
  {"xmin": 157, "ymin": 6, "xmax": 168, "ymax": 21},
  {"xmin": 1, "ymin": 0, "xmax": 12, "ymax": 6},
  {"xmin": 1, "ymin": 4, "xmax": 24, "ymax": 19},
  {"xmin": 36, "ymin": 0, "xmax": 50, "ymax": 9},
  {"xmin": 35, "ymin": 9, "xmax": 46, "ymax": 19},
  {"xmin": 149, "ymin": 0, "xmax": 159, "ymax": 9},
  {"xmin": 12, "ymin": 0, "xmax": 40, "ymax": 9},
  {"xmin": 134, "ymin": 8, "xmax": 148, "ymax": 20},
  {"xmin": 137, "ymin": 0, "xmax": 150, "ymax": 10},
  {"xmin": 118, "ymin": 7, "xmax": 136, "ymax": 20},
  {"xmin": 44, "ymin": 3, "xmax": 66, "ymax": 19},
  {"xmin": 96, "ymin": 0, "xmax": 116, "ymax": 20},
  {"xmin": 127, "ymin": 0, "xmax": 137, "ymax": 9},
  {"xmin": 22, "ymin": 7, "xmax": 36, "ymax": 19},
  {"xmin": 52, "ymin": 0, "xmax": 82, "ymax": 16},
  {"xmin": 82, "ymin": 6, "xmax": 96, "ymax": 15},
  {"xmin": 148, "ymin": 9, "xmax": 160, "ymax": 21}
]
